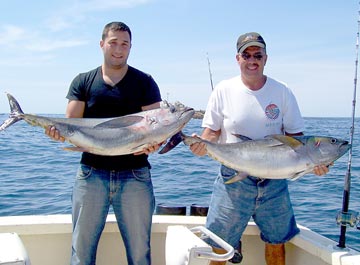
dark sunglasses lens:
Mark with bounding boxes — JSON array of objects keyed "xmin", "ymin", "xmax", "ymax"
[
  {"xmin": 253, "ymin": 54, "xmax": 263, "ymax": 60},
  {"xmin": 241, "ymin": 53, "xmax": 251, "ymax": 60},
  {"xmin": 241, "ymin": 53, "xmax": 263, "ymax": 60}
]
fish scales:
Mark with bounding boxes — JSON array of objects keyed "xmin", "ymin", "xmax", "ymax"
[
  {"xmin": 0, "ymin": 93, "xmax": 195, "ymax": 156},
  {"xmin": 179, "ymin": 133, "xmax": 350, "ymax": 183},
  {"xmin": 205, "ymin": 139, "xmax": 306, "ymax": 178}
]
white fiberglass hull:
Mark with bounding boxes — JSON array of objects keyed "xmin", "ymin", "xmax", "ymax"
[{"xmin": 0, "ymin": 214, "xmax": 359, "ymax": 265}]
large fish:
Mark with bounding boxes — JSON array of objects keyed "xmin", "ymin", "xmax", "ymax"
[
  {"xmin": 161, "ymin": 132, "xmax": 350, "ymax": 183},
  {"xmin": 0, "ymin": 93, "xmax": 195, "ymax": 156}
]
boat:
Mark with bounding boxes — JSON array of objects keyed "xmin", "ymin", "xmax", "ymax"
[{"xmin": 0, "ymin": 213, "xmax": 359, "ymax": 265}]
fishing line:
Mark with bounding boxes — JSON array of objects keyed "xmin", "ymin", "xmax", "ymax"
[{"xmin": 336, "ymin": 3, "xmax": 360, "ymax": 249}]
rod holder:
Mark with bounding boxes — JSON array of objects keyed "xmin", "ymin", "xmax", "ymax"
[{"xmin": 336, "ymin": 210, "xmax": 360, "ymax": 228}]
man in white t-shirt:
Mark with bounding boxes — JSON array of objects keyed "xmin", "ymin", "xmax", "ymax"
[{"xmin": 190, "ymin": 32, "xmax": 329, "ymax": 265}]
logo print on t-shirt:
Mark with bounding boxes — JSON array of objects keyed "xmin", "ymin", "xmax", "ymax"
[{"xmin": 265, "ymin": 103, "xmax": 280, "ymax": 120}]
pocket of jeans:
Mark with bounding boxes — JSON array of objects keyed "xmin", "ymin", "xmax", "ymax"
[
  {"xmin": 220, "ymin": 164, "xmax": 237, "ymax": 180},
  {"xmin": 132, "ymin": 167, "xmax": 151, "ymax": 182},
  {"xmin": 76, "ymin": 164, "xmax": 92, "ymax": 180}
]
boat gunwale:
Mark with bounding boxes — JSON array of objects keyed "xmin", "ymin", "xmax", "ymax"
[{"xmin": 0, "ymin": 214, "xmax": 359, "ymax": 265}]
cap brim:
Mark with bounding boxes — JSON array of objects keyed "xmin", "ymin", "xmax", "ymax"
[{"xmin": 238, "ymin": 42, "xmax": 265, "ymax": 53}]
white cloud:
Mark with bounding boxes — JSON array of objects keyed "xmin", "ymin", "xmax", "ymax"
[
  {"xmin": 0, "ymin": 25, "xmax": 27, "ymax": 45},
  {"xmin": 25, "ymin": 39, "xmax": 89, "ymax": 52},
  {"xmin": 43, "ymin": 0, "xmax": 153, "ymax": 32},
  {"xmin": 0, "ymin": 23, "xmax": 88, "ymax": 55},
  {"xmin": 0, "ymin": 0, "xmax": 154, "ymax": 52},
  {"xmin": 79, "ymin": 0, "xmax": 152, "ymax": 11},
  {"xmin": 0, "ymin": 55, "xmax": 56, "ymax": 67},
  {"xmin": 45, "ymin": 16, "xmax": 75, "ymax": 32}
]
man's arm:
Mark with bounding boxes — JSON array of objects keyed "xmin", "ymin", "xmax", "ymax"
[
  {"xmin": 141, "ymin": 101, "xmax": 160, "ymax": 111},
  {"xmin": 66, "ymin": 100, "xmax": 85, "ymax": 118}
]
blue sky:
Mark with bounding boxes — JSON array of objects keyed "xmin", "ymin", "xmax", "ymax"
[{"xmin": 0, "ymin": 0, "xmax": 358, "ymax": 117}]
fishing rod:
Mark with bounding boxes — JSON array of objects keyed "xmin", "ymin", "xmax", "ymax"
[
  {"xmin": 336, "ymin": 3, "xmax": 360, "ymax": 248},
  {"xmin": 206, "ymin": 53, "xmax": 214, "ymax": 91}
]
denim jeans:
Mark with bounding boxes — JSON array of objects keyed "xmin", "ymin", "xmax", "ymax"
[
  {"xmin": 71, "ymin": 164, "xmax": 155, "ymax": 265},
  {"xmin": 206, "ymin": 165, "xmax": 299, "ymax": 248}
]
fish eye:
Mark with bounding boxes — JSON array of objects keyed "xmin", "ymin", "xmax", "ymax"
[
  {"xmin": 330, "ymin": 138, "xmax": 337, "ymax": 144},
  {"xmin": 169, "ymin": 104, "xmax": 176, "ymax": 113},
  {"xmin": 149, "ymin": 117, "xmax": 157, "ymax": 124}
]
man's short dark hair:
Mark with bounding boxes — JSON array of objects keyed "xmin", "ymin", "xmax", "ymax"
[{"xmin": 102, "ymin": 22, "xmax": 132, "ymax": 41}]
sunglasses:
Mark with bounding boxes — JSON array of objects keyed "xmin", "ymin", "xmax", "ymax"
[{"xmin": 240, "ymin": 52, "xmax": 264, "ymax": 61}]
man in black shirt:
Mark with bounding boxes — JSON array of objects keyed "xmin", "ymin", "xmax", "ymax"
[{"xmin": 46, "ymin": 21, "xmax": 161, "ymax": 265}]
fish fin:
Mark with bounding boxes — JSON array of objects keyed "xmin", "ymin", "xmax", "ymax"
[
  {"xmin": 288, "ymin": 171, "xmax": 307, "ymax": 181},
  {"xmin": 129, "ymin": 144, "xmax": 147, "ymax": 153},
  {"xmin": 6, "ymin": 93, "xmax": 25, "ymax": 115},
  {"xmin": 94, "ymin": 116, "xmax": 144, "ymax": 128},
  {"xmin": 63, "ymin": 146, "xmax": 88, "ymax": 152},
  {"xmin": 232, "ymin": 134, "xmax": 252, "ymax": 141},
  {"xmin": 268, "ymin": 135, "xmax": 304, "ymax": 149},
  {"xmin": 224, "ymin": 172, "xmax": 248, "ymax": 184},
  {"xmin": 158, "ymin": 131, "xmax": 185, "ymax": 154},
  {"xmin": 0, "ymin": 93, "xmax": 25, "ymax": 131},
  {"xmin": 181, "ymin": 133, "xmax": 203, "ymax": 146},
  {"xmin": 0, "ymin": 116, "xmax": 22, "ymax": 130}
]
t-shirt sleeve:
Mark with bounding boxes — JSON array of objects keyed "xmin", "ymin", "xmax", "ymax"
[
  {"xmin": 66, "ymin": 74, "xmax": 86, "ymax": 101},
  {"xmin": 283, "ymin": 88, "xmax": 305, "ymax": 134},
  {"xmin": 142, "ymin": 75, "xmax": 162, "ymax": 106},
  {"xmin": 202, "ymin": 86, "xmax": 223, "ymax": 131}
]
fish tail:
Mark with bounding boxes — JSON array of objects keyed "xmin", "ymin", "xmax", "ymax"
[
  {"xmin": 224, "ymin": 172, "xmax": 248, "ymax": 184},
  {"xmin": 181, "ymin": 132, "xmax": 201, "ymax": 146},
  {"xmin": 0, "ymin": 93, "xmax": 24, "ymax": 131},
  {"xmin": 158, "ymin": 131, "xmax": 186, "ymax": 154}
]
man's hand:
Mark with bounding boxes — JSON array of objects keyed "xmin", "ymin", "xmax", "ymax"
[
  {"xmin": 134, "ymin": 141, "xmax": 163, "ymax": 155},
  {"xmin": 189, "ymin": 141, "xmax": 207, "ymax": 157},
  {"xmin": 313, "ymin": 164, "xmax": 331, "ymax": 176},
  {"xmin": 189, "ymin": 129, "xmax": 219, "ymax": 157},
  {"xmin": 45, "ymin": 126, "xmax": 65, "ymax": 142}
]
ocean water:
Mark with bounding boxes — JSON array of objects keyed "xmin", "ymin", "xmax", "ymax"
[{"xmin": 0, "ymin": 115, "xmax": 359, "ymax": 251}]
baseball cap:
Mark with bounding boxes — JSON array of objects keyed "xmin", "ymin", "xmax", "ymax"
[{"xmin": 236, "ymin": 32, "xmax": 266, "ymax": 53}]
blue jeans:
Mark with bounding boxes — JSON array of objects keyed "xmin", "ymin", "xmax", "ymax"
[
  {"xmin": 206, "ymin": 165, "xmax": 299, "ymax": 249},
  {"xmin": 71, "ymin": 164, "xmax": 155, "ymax": 265}
]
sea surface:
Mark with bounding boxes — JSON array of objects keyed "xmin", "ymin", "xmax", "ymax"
[{"xmin": 0, "ymin": 115, "xmax": 359, "ymax": 251}]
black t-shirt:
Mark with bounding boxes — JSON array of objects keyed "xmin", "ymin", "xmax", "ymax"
[{"xmin": 66, "ymin": 66, "xmax": 162, "ymax": 170}]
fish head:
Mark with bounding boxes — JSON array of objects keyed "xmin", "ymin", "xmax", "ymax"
[
  {"xmin": 154, "ymin": 102, "xmax": 194, "ymax": 154},
  {"xmin": 302, "ymin": 136, "xmax": 351, "ymax": 165},
  {"xmin": 156, "ymin": 100, "xmax": 195, "ymax": 130},
  {"xmin": 142, "ymin": 100, "xmax": 194, "ymax": 138}
]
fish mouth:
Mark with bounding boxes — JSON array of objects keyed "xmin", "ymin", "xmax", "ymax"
[
  {"xmin": 183, "ymin": 106, "xmax": 194, "ymax": 111},
  {"xmin": 180, "ymin": 107, "xmax": 195, "ymax": 118},
  {"xmin": 341, "ymin": 140, "xmax": 350, "ymax": 147},
  {"xmin": 177, "ymin": 108, "xmax": 195, "ymax": 129},
  {"xmin": 339, "ymin": 141, "xmax": 351, "ymax": 154},
  {"xmin": 342, "ymin": 141, "xmax": 351, "ymax": 148}
]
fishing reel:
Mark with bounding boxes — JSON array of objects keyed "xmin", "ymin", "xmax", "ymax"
[{"xmin": 336, "ymin": 210, "xmax": 360, "ymax": 230}]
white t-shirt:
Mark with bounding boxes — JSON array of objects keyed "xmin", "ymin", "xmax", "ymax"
[{"xmin": 202, "ymin": 75, "xmax": 304, "ymax": 143}]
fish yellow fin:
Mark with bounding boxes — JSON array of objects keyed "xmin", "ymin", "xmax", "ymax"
[
  {"xmin": 268, "ymin": 135, "xmax": 303, "ymax": 149},
  {"xmin": 63, "ymin": 146, "xmax": 88, "ymax": 152},
  {"xmin": 288, "ymin": 171, "xmax": 307, "ymax": 181}
]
